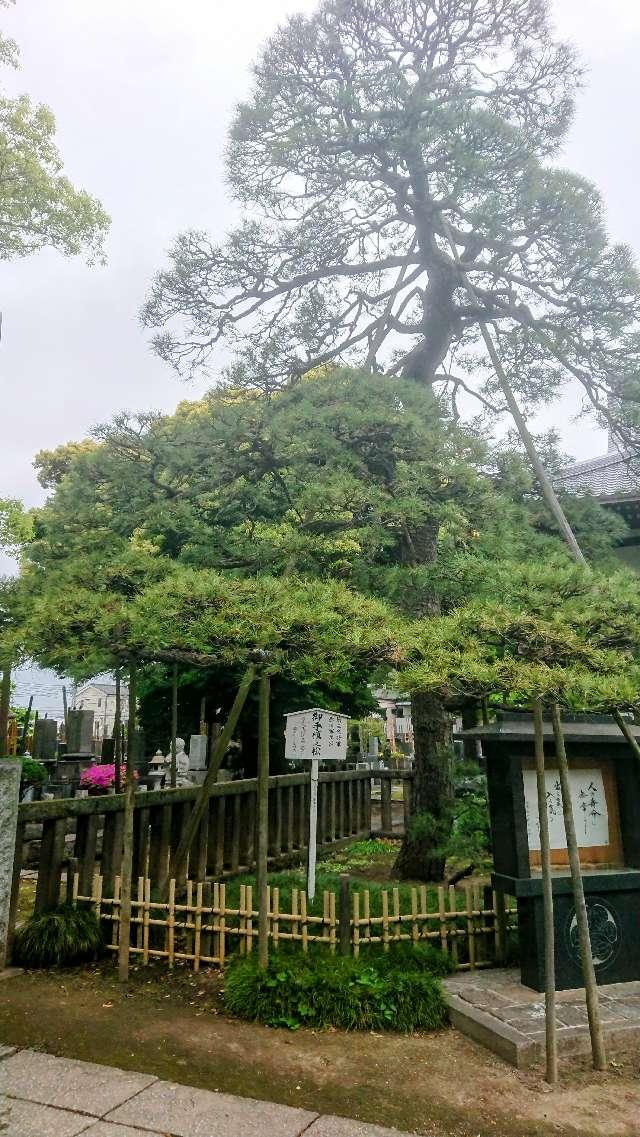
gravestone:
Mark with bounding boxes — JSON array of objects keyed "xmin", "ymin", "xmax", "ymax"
[
  {"xmin": 32, "ymin": 718, "xmax": 58, "ymax": 763},
  {"xmin": 0, "ymin": 761, "xmax": 21, "ymax": 969},
  {"xmin": 66, "ymin": 709, "xmax": 94, "ymax": 755},
  {"xmin": 189, "ymin": 734, "xmax": 208, "ymax": 785}
]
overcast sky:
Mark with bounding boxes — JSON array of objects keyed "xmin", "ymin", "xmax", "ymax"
[{"xmin": 3, "ymin": 0, "xmax": 640, "ymax": 711}]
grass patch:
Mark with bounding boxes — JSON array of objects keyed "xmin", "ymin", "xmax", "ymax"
[
  {"xmin": 224, "ymin": 944, "xmax": 450, "ymax": 1032},
  {"xmin": 13, "ymin": 903, "xmax": 104, "ymax": 968}
]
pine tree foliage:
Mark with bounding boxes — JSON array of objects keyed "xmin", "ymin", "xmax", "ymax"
[{"xmin": 142, "ymin": 0, "xmax": 640, "ymax": 445}]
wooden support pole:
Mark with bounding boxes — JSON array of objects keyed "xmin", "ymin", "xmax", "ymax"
[
  {"xmin": 118, "ymin": 660, "xmax": 137, "ymax": 982},
  {"xmin": 62, "ymin": 685, "xmax": 68, "ymax": 733},
  {"xmin": 533, "ymin": 698, "xmax": 558, "ymax": 1085},
  {"xmin": 199, "ymin": 696, "xmax": 207, "ymax": 737},
  {"xmin": 612, "ymin": 709, "xmax": 640, "ymax": 773},
  {"xmin": 0, "ymin": 662, "xmax": 11, "ymax": 759},
  {"xmin": 19, "ymin": 696, "xmax": 33, "ymax": 755},
  {"xmin": 170, "ymin": 663, "xmax": 178, "ymax": 789},
  {"xmin": 170, "ymin": 665, "xmax": 256, "ymax": 882},
  {"xmin": 114, "ymin": 669, "xmax": 122, "ymax": 794},
  {"xmin": 257, "ymin": 670, "xmax": 270, "ymax": 969},
  {"xmin": 551, "ymin": 704, "xmax": 606, "ymax": 1070}
]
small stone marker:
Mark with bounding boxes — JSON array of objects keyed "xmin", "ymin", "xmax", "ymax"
[{"xmin": 0, "ymin": 761, "xmax": 21, "ymax": 969}]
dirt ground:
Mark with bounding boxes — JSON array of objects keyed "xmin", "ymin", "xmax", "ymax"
[{"xmin": 1, "ymin": 965, "xmax": 639, "ymax": 1137}]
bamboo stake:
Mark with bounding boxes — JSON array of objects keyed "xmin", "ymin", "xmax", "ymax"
[
  {"xmin": 257, "ymin": 670, "xmax": 271, "ymax": 968},
  {"xmin": 170, "ymin": 665, "xmax": 256, "ymax": 881},
  {"xmin": 118, "ymin": 659, "xmax": 137, "ymax": 981},
  {"xmin": 170, "ymin": 662, "xmax": 178, "ymax": 789},
  {"xmin": 533, "ymin": 697, "xmax": 558, "ymax": 1085},
  {"xmin": 551, "ymin": 704, "xmax": 606, "ymax": 1070}
]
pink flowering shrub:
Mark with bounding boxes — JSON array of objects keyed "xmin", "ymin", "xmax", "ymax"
[{"xmin": 79, "ymin": 764, "xmax": 138, "ymax": 794}]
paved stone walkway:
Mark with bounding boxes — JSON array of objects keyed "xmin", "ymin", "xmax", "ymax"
[
  {"xmin": 0, "ymin": 1046, "xmax": 414, "ymax": 1137},
  {"xmin": 444, "ymin": 968, "xmax": 640, "ymax": 1068}
]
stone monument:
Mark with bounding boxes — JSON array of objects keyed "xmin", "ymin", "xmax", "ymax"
[
  {"xmin": 188, "ymin": 734, "xmax": 208, "ymax": 785},
  {"xmin": 32, "ymin": 718, "xmax": 58, "ymax": 763},
  {"xmin": 0, "ymin": 761, "xmax": 21, "ymax": 970},
  {"xmin": 461, "ymin": 712, "xmax": 640, "ymax": 990},
  {"xmin": 66, "ymin": 709, "xmax": 94, "ymax": 755}
]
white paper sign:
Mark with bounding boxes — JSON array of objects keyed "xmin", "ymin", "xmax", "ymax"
[
  {"xmin": 284, "ymin": 708, "xmax": 348, "ymax": 762},
  {"xmin": 524, "ymin": 768, "xmax": 609, "ymax": 851}
]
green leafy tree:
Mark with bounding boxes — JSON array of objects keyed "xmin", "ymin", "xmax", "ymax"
[
  {"xmin": 17, "ymin": 368, "xmax": 627, "ymax": 874},
  {"xmin": 0, "ymin": 1, "xmax": 109, "ymax": 261},
  {"xmin": 142, "ymin": 0, "xmax": 640, "ymax": 448}
]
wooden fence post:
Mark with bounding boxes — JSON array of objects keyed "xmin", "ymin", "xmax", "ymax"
[{"xmin": 170, "ymin": 663, "xmax": 178, "ymax": 789}]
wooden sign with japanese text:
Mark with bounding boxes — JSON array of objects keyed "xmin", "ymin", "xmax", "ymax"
[{"xmin": 284, "ymin": 708, "xmax": 348, "ymax": 762}]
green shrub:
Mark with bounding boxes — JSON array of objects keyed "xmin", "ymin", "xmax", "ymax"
[
  {"xmin": 224, "ymin": 948, "xmax": 449, "ymax": 1032},
  {"xmin": 363, "ymin": 940, "xmax": 455, "ymax": 977},
  {"xmin": 19, "ymin": 757, "xmax": 48, "ymax": 791},
  {"xmin": 13, "ymin": 903, "xmax": 104, "ymax": 968}
]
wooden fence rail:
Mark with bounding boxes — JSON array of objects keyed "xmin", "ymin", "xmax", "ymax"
[
  {"xmin": 74, "ymin": 872, "xmax": 516, "ymax": 973},
  {"xmin": 10, "ymin": 769, "xmax": 413, "ymax": 941}
]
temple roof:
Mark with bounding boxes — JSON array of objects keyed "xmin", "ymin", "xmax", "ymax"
[{"xmin": 556, "ymin": 450, "xmax": 640, "ymax": 501}]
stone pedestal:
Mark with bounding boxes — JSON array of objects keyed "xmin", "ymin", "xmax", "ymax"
[
  {"xmin": 0, "ymin": 761, "xmax": 21, "ymax": 969},
  {"xmin": 66, "ymin": 710, "xmax": 94, "ymax": 755},
  {"xmin": 32, "ymin": 718, "xmax": 58, "ymax": 763}
]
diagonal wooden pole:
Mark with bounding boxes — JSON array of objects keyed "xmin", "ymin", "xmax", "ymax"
[
  {"xmin": 441, "ymin": 218, "xmax": 587, "ymax": 566},
  {"xmin": 612, "ymin": 708, "xmax": 640, "ymax": 774},
  {"xmin": 551, "ymin": 703, "xmax": 606, "ymax": 1070},
  {"xmin": 533, "ymin": 697, "xmax": 558, "ymax": 1084},
  {"xmin": 170, "ymin": 665, "xmax": 256, "ymax": 883}
]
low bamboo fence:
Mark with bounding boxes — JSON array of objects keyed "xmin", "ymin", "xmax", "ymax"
[{"xmin": 73, "ymin": 872, "xmax": 516, "ymax": 973}]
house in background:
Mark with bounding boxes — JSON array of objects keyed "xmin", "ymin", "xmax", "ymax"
[
  {"xmin": 557, "ymin": 448, "xmax": 640, "ymax": 571},
  {"xmin": 74, "ymin": 681, "xmax": 129, "ymax": 739}
]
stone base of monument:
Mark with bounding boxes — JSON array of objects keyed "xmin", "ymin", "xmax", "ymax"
[{"xmin": 444, "ymin": 968, "xmax": 640, "ymax": 1068}]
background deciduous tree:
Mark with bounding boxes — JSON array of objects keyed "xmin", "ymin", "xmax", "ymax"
[{"xmin": 0, "ymin": 0, "xmax": 109, "ymax": 262}]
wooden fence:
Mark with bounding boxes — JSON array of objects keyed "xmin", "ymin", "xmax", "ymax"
[
  {"xmin": 73, "ymin": 872, "xmax": 515, "ymax": 973},
  {"xmin": 10, "ymin": 769, "xmax": 413, "ymax": 940}
]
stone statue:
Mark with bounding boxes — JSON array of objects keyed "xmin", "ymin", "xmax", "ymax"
[{"xmin": 163, "ymin": 738, "xmax": 193, "ymax": 786}]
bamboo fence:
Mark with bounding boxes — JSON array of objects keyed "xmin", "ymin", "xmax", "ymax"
[{"xmin": 74, "ymin": 873, "xmax": 516, "ymax": 973}]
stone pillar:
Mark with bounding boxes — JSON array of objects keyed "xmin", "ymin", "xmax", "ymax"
[
  {"xmin": 33, "ymin": 718, "xmax": 58, "ymax": 762},
  {"xmin": 0, "ymin": 761, "xmax": 21, "ymax": 970},
  {"xmin": 189, "ymin": 734, "xmax": 208, "ymax": 785},
  {"xmin": 66, "ymin": 709, "xmax": 94, "ymax": 754}
]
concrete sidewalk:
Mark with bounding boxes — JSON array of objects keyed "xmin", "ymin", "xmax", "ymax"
[{"xmin": 0, "ymin": 1046, "xmax": 415, "ymax": 1137}]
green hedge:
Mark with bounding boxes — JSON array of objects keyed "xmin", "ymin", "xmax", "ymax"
[{"xmin": 224, "ymin": 945, "xmax": 450, "ymax": 1032}]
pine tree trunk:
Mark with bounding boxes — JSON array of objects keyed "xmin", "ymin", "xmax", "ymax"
[{"xmin": 394, "ymin": 690, "xmax": 454, "ymax": 880}]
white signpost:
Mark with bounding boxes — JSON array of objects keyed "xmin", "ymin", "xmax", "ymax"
[{"xmin": 284, "ymin": 708, "xmax": 348, "ymax": 900}]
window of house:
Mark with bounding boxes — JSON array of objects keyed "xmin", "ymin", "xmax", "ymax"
[{"xmin": 97, "ymin": 699, "xmax": 102, "ymax": 707}]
